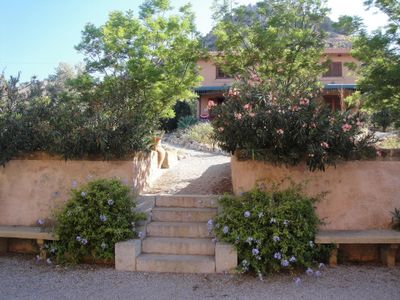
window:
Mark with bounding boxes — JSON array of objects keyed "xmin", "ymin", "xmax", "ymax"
[
  {"xmin": 216, "ymin": 66, "xmax": 231, "ymax": 79},
  {"xmin": 323, "ymin": 62, "xmax": 342, "ymax": 77}
]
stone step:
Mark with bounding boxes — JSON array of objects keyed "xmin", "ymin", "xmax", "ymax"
[
  {"xmin": 147, "ymin": 221, "xmax": 211, "ymax": 238},
  {"xmin": 136, "ymin": 254, "xmax": 215, "ymax": 273},
  {"xmin": 152, "ymin": 207, "xmax": 217, "ymax": 222},
  {"xmin": 142, "ymin": 237, "xmax": 215, "ymax": 255},
  {"xmin": 156, "ymin": 195, "xmax": 219, "ymax": 208}
]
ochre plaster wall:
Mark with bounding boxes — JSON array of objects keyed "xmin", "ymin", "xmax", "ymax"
[
  {"xmin": 0, "ymin": 152, "xmax": 159, "ymax": 226},
  {"xmin": 197, "ymin": 51, "xmax": 357, "ymax": 88},
  {"xmin": 231, "ymin": 155, "xmax": 400, "ymax": 230}
]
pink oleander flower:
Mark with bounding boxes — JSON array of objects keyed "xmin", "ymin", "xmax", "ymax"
[
  {"xmin": 234, "ymin": 113, "xmax": 242, "ymax": 120},
  {"xmin": 207, "ymin": 100, "xmax": 216, "ymax": 109},
  {"xmin": 218, "ymin": 127, "xmax": 224, "ymax": 132},
  {"xmin": 249, "ymin": 112, "xmax": 256, "ymax": 117},
  {"xmin": 243, "ymin": 103, "xmax": 251, "ymax": 110},
  {"xmin": 321, "ymin": 142, "xmax": 329, "ymax": 149},
  {"xmin": 228, "ymin": 88, "xmax": 239, "ymax": 97},
  {"xmin": 299, "ymin": 98, "xmax": 309, "ymax": 106},
  {"xmin": 342, "ymin": 123, "xmax": 352, "ymax": 132},
  {"xmin": 276, "ymin": 129, "xmax": 284, "ymax": 135}
]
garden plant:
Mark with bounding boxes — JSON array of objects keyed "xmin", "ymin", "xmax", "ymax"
[
  {"xmin": 47, "ymin": 179, "xmax": 146, "ymax": 264},
  {"xmin": 210, "ymin": 0, "xmax": 376, "ymax": 171},
  {"xmin": 211, "ymin": 183, "xmax": 331, "ymax": 276}
]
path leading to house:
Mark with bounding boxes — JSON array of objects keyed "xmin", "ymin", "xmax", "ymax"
[{"xmin": 144, "ymin": 144, "xmax": 232, "ymax": 195}]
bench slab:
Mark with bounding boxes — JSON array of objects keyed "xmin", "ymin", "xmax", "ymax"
[
  {"xmin": 0, "ymin": 226, "xmax": 58, "ymax": 240},
  {"xmin": 316, "ymin": 230, "xmax": 400, "ymax": 267},
  {"xmin": 316, "ymin": 230, "xmax": 400, "ymax": 244}
]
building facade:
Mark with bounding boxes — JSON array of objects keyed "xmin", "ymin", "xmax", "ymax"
[{"xmin": 195, "ymin": 46, "xmax": 357, "ymax": 119}]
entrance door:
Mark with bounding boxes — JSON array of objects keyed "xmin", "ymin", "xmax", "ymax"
[{"xmin": 323, "ymin": 95, "xmax": 341, "ymax": 111}]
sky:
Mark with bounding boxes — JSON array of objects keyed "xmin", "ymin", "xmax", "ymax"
[{"xmin": 0, "ymin": 0, "xmax": 389, "ymax": 82}]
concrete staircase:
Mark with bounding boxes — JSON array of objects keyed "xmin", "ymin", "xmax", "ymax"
[
  {"xmin": 137, "ymin": 195, "xmax": 217, "ymax": 273},
  {"xmin": 115, "ymin": 195, "xmax": 238, "ymax": 273}
]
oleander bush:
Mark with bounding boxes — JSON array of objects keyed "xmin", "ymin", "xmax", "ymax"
[
  {"xmin": 211, "ymin": 184, "xmax": 331, "ymax": 275},
  {"xmin": 210, "ymin": 82, "xmax": 376, "ymax": 171},
  {"xmin": 0, "ymin": 75, "xmax": 155, "ymax": 166},
  {"xmin": 48, "ymin": 179, "xmax": 146, "ymax": 264}
]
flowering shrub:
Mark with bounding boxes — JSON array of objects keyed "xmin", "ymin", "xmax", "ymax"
[
  {"xmin": 48, "ymin": 179, "xmax": 146, "ymax": 264},
  {"xmin": 211, "ymin": 184, "xmax": 331, "ymax": 274},
  {"xmin": 210, "ymin": 82, "xmax": 376, "ymax": 171}
]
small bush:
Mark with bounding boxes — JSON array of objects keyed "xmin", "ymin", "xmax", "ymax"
[
  {"xmin": 378, "ymin": 137, "xmax": 400, "ymax": 149},
  {"xmin": 183, "ymin": 122, "xmax": 215, "ymax": 146},
  {"xmin": 49, "ymin": 179, "xmax": 146, "ymax": 264},
  {"xmin": 177, "ymin": 115, "xmax": 198, "ymax": 130},
  {"xmin": 211, "ymin": 184, "xmax": 330, "ymax": 275}
]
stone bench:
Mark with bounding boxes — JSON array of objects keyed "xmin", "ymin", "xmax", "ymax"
[
  {"xmin": 0, "ymin": 225, "xmax": 59, "ymax": 258},
  {"xmin": 315, "ymin": 230, "xmax": 400, "ymax": 267}
]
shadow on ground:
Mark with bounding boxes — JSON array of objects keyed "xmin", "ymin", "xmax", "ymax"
[{"xmin": 175, "ymin": 162, "xmax": 232, "ymax": 195}]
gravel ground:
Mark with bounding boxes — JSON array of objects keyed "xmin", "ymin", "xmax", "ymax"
[
  {"xmin": 144, "ymin": 144, "xmax": 232, "ymax": 195},
  {"xmin": 1, "ymin": 254, "xmax": 400, "ymax": 300}
]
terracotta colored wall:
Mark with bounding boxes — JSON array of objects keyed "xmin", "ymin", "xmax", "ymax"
[
  {"xmin": 231, "ymin": 155, "xmax": 400, "ymax": 230},
  {"xmin": 320, "ymin": 53, "xmax": 358, "ymax": 85},
  {"xmin": 0, "ymin": 152, "xmax": 159, "ymax": 226},
  {"xmin": 197, "ymin": 50, "xmax": 357, "ymax": 88},
  {"xmin": 197, "ymin": 59, "xmax": 233, "ymax": 87}
]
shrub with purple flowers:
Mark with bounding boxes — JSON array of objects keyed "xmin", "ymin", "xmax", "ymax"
[
  {"xmin": 212, "ymin": 184, "xmax": 332, "ymax": 274},
  {"xmin": 48, "ymin": 179, "xmax": 146, "ymax": 264}
]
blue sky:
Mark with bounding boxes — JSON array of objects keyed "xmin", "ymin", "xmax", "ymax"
[{"xmin": 0, "ymin": 0, "xmax": 388, "ymax": 82}]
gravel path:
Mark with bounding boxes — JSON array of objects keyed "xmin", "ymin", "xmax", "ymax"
[
  {"xmin": 1, "ymin": 254, "xmax": 400, "ymax": 300},
  {"xmin": 144, "ymin": 145, "xmax": 232, "ymax": 195}
]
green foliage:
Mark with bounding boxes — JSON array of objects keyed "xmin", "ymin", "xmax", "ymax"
[
  {"xmin": 371, "ymin": 109, "xmax": 395, "ymax": 132},
  {"xmin": 212, "ymin": 184, "xmax": 330, "ymax": 274},
  {"xmin": 75, "ymin": 0, "xmax": 202, "ymax": 120},
  {"xmin": 350, "ymin": 0, "xmax": 400, "ymax": 117},
  {"xmin": 160, "ymin": 100, "xmax": 193, "ymax": 132},
  {"xmin": 183, "ymin": 122, "xmax": 215, "ymax": 145},
  {"xmin": 0, "ymin": 0, "xmax": 202, "ymax": 165},
  {"xmin": 331, "ymin": 15, "xmax": 364, "ymax": 35},
  {"xmin": 209, "ymin": 0, "xmax": 376, "ymax": 171},
  {"xmin": 177, "ymin": 115, "xmax": 198, "ymax": 130},
  {"xmin": 391, "ymin": 208, "xmax": 400, "ymax": 231},
  {"xmin": 211, "ymin": 0, "xmax": 329, "ymax": 102},
  {"xmin": 378, "ymin": 137, "xmax": 400, "ymax": 149},
  {"xmin": 210, "ymin": 82, "xmax": 376, "ymax": 171},
  {"xmin": 49, "ymin": 179, "xmax": 146, "ymax": 264},
  {"xmin": 0, "ymin": 74, "xmax": 154, "ymax": 165}
]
